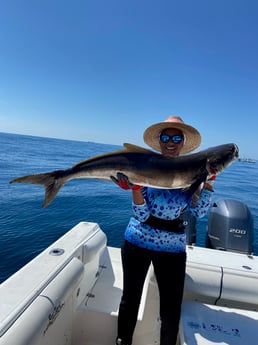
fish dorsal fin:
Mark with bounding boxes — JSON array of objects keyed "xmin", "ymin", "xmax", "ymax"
[
  {"xmin": 123, "ymin": 143, "xmax": 156, "ymax": 154},
  {"xmin": 72, "ymin": 147, "xmax": 127, "ymax": 168},
  {"xmin": 72, "ymin": 143, "xmax": 156, "ymax": 169}
]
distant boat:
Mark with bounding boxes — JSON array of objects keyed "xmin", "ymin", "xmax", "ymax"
[{"xmin": 238, "ymin": 157, "xmax": 256, "ymax": 163}]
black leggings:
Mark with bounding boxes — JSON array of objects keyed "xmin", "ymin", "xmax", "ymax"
[{"xmin": 117, "ymin": 241, "xmax": 186, "ymax": 345}]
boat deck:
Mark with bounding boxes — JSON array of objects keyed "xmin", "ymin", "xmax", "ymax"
[
  {"xmin": 180, "ymin": 301, "xmax": 258, "ymax": 345},
  {"xmin": 2, "ymin": 222, "xmax": 258, "ymax": 345},
  {"xmin": 73, "ymin": 246, "xmax": 160, "ymax": 345}
]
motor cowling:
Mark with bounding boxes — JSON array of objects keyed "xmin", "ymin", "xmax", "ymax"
[{"xmin": 207, "ymin": 199, "xmax": 254, "ymax": 254}]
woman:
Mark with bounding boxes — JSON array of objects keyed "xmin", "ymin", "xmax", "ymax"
[{"xmin": 112, "ymin": 116, "xmax": 214, "ymax": 345}]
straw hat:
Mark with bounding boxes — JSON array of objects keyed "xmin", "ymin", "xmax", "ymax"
[{"xmin": 143, "ymin": 115, "xmax": 201, "ymax": 154}]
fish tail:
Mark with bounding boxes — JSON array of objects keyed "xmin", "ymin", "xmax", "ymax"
[{"xmin": 10, "ymin": 171, "xmax": 64, "ymax": 207}]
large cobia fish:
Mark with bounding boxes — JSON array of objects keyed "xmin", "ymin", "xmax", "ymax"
[{"xmin": 10, "ymin": 143, "xmax": 239, "ymax": 207}]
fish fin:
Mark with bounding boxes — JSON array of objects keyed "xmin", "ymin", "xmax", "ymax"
[
  {"xmin": 123, "ymin": 143, "xmax": 156, "ymax": 154},
  {"xmin": 10, "ymin": 171, "xmax": 64, "ymax": 208},
  {"xmin": 72, "ymin": 147, "xmax": 128, "ymax": 168},
  {"xmin": 184, "ymin": 171, "xmax": 209, "ymax": 207},
  {"xmin": 184, "ymin": 173, "xmax": 207, "ymax": 195},
  {"xmin": 73, "ymin": 144, "xmax": 156, "ymax": 169}
]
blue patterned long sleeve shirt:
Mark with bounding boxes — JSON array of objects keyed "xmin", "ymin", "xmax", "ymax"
[{"xmin": 125, "ymin": 187, "xmax": 212, "ymax": 253}]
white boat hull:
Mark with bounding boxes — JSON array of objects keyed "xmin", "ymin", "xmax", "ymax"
[{"xmin": 1, "ymin": 222, "xmax": 258, "ymax": 344}]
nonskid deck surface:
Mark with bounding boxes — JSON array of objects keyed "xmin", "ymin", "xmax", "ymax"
[
  {"xmin": 83, "ymin": 247, "xmax": 123, "ymax": 315},
  {"xmin": 73, "ymin": 246, "xmax": 161, "ymax": 345},
  {"xmin": 180, "ymin": 301, "xmax": 258, "ymax": 345}
]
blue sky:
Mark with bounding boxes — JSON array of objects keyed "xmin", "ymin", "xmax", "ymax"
[{"xmin": 0, "ymin": 0, "xmax": 258, "ymax": 158}]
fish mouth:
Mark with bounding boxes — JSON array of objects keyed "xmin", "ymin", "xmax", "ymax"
[
  {"xmin": 234, "ymin": 144, "xmax": 239, "ymax": 158},
  {"xmin": 208, "ymin": 143, "xmax": 239, "ymax": 175},
  {"xmin": 226, "ymin": 143, "xmax": 239, "ymax": 165}
]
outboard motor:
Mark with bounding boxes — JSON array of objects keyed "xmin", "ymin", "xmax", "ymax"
[{"xmin": 207, "ymin": 199, "xmax": 254, "ymax": 254}]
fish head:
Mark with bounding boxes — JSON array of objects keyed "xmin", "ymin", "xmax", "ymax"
[{"xmin": 207, "ymin": 143, "xmax": 239, "ymax": 175}]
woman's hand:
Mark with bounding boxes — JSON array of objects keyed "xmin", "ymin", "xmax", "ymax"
[
  {"xmin": 110, "ymin": 172, "xmax": 141, "ymax": 191},
  {"xmin": 203, "ymin": 174, "xmax": 216, "ymax": 192}
]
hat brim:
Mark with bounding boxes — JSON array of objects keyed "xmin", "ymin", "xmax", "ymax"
[{"xmin": 143, "ymin": 122, "xmax": 201, "ymax": 154}]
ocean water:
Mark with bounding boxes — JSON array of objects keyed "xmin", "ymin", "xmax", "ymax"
[{"xmin": 0, "ymin": 132, "xmax": 257, "ymax": 283}]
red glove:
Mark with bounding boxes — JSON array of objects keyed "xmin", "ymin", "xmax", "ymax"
[
  {"xmin": 110, "ymin": 172, "xmax": 141, "ymax": 191},
  {"xmin": 203, "ymin": 174, "xmax": 216, "ymax": 192}
]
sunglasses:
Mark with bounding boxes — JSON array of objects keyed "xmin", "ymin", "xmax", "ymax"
[{"xmin": 159, "ymin": 134, "xmax": 184, "ymax": 144}]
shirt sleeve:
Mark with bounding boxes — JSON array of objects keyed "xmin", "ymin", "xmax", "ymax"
[
  {"xmin": 132, "ymin": 201, "xmax": 150, "ymax": 222},
  {"xmin": 188, "ymin": 189, "xmax": 212, "ymax": 218}
]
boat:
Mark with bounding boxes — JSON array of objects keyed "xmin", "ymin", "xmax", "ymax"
[
  {"xmin": 0, "ymin": 199, "xmax": 257, "ymax": 345},
  {"xmin": 238, "ymin": 157, "xmax": 256, "ymax": 163}
]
